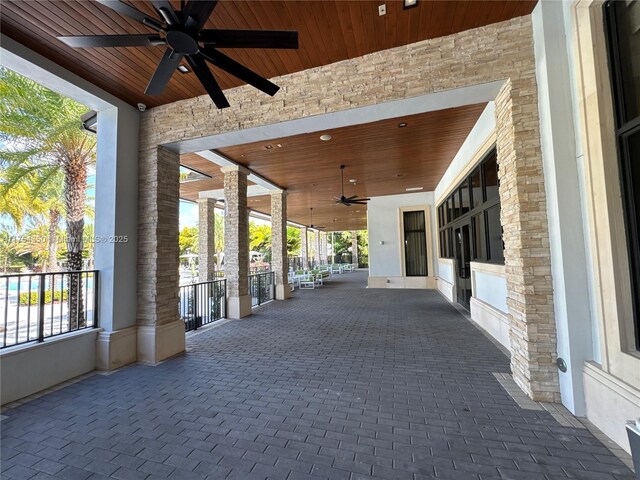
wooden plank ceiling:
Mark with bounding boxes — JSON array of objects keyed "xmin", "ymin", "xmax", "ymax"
[
  {"xmin": 180, "ymin": 103, "xmax": 487, "ymax": 231},
  {"xmin": 1, "ymin": 0, "xmax": 536, "ymax": 107}
]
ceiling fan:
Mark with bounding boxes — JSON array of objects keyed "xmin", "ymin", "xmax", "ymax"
[
  {"xmin": 334, "ymin": 165, "xmax": 370, "ymax": 206},
  {"xmin": 308, "ymin": 208, "xmax": 325, "ymax": 229},
  {"xmin": 58, "ymin": 0, "xmax": 299, "ymax": 109}
]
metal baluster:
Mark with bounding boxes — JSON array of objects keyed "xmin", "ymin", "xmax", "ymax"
[
  {"xmin": 38, "ymin": 275, "xmax": 45, "ymax": 342},
  {"xmin": 84, "ymin": 271, "xmax": 89, "ymax": 327},
  {"xmin": 93, "ymin": 272, "xmax": 99, "ymax": 328},
  {"xmin": 3, "ymin": 277, "xmax": 8, "ymax": 347},
  {"xmin": 50, "ymin": 273, "xmax": 55, "ymax": 336},
  {"xmin": 16, "ymin": 275, "xmax": 20, "ymax": 345}
]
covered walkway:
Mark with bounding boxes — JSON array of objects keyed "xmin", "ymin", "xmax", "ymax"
[{"xmin": 1, "ymin": 272, "xmax": 633, "ymax": 480}]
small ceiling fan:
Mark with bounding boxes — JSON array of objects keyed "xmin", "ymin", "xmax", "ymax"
[
  {"xmin": 308, "ymin": 208, "xmax": 325, "ymax": 229},
  {"xmin": 58, "ymin": 0, "xmax": 298, "ymax": 109},
  {"xmin": 335, "ymin": 165, "xmax": 370, "ymax": 206}
]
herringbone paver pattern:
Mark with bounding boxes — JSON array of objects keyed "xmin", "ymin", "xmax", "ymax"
[{"xmin": 1, "ymin": 271, "xmax": 634, "ymax": 479}]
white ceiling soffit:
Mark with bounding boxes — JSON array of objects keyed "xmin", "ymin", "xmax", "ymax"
[
  {"xmin": 169, "ymin": 80, "xmax": 505, "ymax": 154},
  {"xmin": 198, "ymin": 184, "xmax": 271, "ymax": 199},
  {"xmin": 195, "ymin": 150, "xmax": 281, "ymax": 191}
]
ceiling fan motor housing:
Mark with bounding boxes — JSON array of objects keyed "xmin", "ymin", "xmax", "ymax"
[{"xmin": 165, "ymin": 30, "xmax": 199, "ymax": 55}]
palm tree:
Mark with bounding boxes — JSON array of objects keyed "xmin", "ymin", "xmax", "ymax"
[
  {"xmin": 0, "ymin": 67, "xmax": 96, "ymax": 327},
  {"xmin": 0, "ymin": 167, "xmax": 65, "ymax": 272}
]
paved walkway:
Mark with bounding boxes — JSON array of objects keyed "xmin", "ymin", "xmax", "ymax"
[{"xmin": 1, "ymin": 271, "xmax": 634, "ymax": 480}]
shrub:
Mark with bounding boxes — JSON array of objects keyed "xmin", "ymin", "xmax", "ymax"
[{"xmin": 19, "ymin": 289, "xmax": 68, "ymax": 306}]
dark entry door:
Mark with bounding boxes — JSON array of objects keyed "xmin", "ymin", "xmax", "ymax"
[{"xmin": 455, "ymin": 224, "xmax": 472, "ymax": 310}]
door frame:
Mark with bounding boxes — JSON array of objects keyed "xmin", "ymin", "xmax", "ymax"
[{"xmin": 398, "ymin": 205, "xmax": 434, "ymax": 278}]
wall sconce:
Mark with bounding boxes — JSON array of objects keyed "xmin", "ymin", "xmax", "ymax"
[{"xmin": 379, "ymin": 241, "xmax": 385, "ymax": 245}]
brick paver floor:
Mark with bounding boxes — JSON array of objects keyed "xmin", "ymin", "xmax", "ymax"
[{"xmin": 1, "ymin": 271, "xmax": 634, "ymax": 479}]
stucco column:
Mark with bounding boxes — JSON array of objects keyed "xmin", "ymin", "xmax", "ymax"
[
  {"xmin": 222, "ymin": 165, "xmax": 252, "ymax": 318},
  {"xmin": 136, "ymin": 146, "xmax": 186, "ymax": 364},
  {"xmin": 351, "ymin": 231, "xmax": 358, "ymax": 266},
  {"xmin": 270, "ymin": 190, "xmax": 291, "ymax": 300},
  {"xmin": 94, "ymin": 105, "xmax": 140, "ymax": 371},
  {"xmin": 300, "ymin": 227, "xmax": 308, "ymax": 270},
  {"xmin": 197, "ymin": 198, "xmax": 216, "ymax": 282}
]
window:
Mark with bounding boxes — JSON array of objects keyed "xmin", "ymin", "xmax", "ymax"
[
  {"xmin": 485, "ymin": 205, "xmax": 504, "ymax": 264},
  {"xmin": 437, "ymin": 147, "xmax": 503, "ymax": 264},
  {"xmin": 605, "ymin": 0, "xmax": 640, "ymax": 348},
  {"xmin": 403, "ymin": 211, "xmax": 428, "ymax": 276},
  {"xmin": 472, "ymin": 214, "xmax": 485, "ymax": 260},
  {"xmin": 471, "ymin": 168, "xmax": 482, "ymax": 209}
]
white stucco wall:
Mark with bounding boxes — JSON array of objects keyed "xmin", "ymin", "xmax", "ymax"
[
  {"xmin": 435, "ymin": 102, "xmax": 496, "ymax": 201},
  {"xmin": 474, "ymin": 271, "xmax": 508, "ymax": 313},
  {"xmin": 368, "ymin": 192, "xmax": 436, "ymax": 278},
  {"xmin": 1, "ymin": 330, "xmax": 99, "ymax": 405},
  {"xmin": 438, "ymin": 260, "xmax": 453, "ymax": 284}
]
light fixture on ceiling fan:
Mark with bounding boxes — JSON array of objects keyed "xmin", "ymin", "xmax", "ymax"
[
  {"xmin": 58, "ymin": 0, "xmax": 299, "ymax": 109},
  {"xmin": 334, "ymin": 165, "xmax": 370, "ymax": 206},
  {"xmin": 308, "ymin": 208, "xmax": 325, "ymax": 229}
]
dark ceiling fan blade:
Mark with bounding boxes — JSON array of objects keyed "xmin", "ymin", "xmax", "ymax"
[
  {"xmin": 151, "ymin": 0, "xmax": 180, "ymax": 25},
  {"xmin": 348, "ymin": 200, "xmax": 369, "ymax": 205},
  {"xmin": 201, "ymin": 48, "xmax": 279, "ymax": 96},
  {"xmin": 58, "ymin": 34, "xmax": 165, "ymax": 48},
  {"xmin": 199, "ymin": 29, "xmax": 298, "ymax": 49},
  {"xmin": 346, "ymin": 195, "xmax": 358, "ymax": 200},
  {"xmin": 145, "ymin": 48, "xmax": 183, "ymax": 96},
  {"xmin": 183, "ymin": 0, "xmax": 218, "ymax": 30},
  {"xmin": 186, "ymin": 54, "xmax": 230, "ymax": 109},
  {"xmin": 96, "ymin": 0, "xmax": 164, "ymax": 31}
]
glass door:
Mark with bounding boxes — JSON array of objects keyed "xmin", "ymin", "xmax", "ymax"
[{"xmin": 455, "ymin": 223, "xmax": 472, "ymax": 310}]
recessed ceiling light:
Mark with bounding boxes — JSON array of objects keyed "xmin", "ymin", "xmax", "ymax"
[
  {"xmin": 398, "ymin": 122, "xmax": 407, "ymax": 128},
  {"xmin": 320, "ymin": 134, "xmax": 332, "ymax": 141},
  {"xmin": 349, "ymin": 179, "xmax": 357, "ymax": 183},
  {"xmin": 177, "ymin": 65, "xmax": 189, "ymax": 73},
  {"xmin": 406, "ymin": 187, "xmax": 423, "ymax": 191},
  {"xmin": 265, "ymin": 145, "xmax": 273, "ymax": 150},
  {"xmin": 277, "ymin": 144, "xmax": 282, "ymax": 148},
  {"xmin": 403, "ymin": 0, "xmax": 418, "ymax": 9}
]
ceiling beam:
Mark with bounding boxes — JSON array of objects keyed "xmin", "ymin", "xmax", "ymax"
[{"xmin": 194, "ymin": 150, "xmax": 282, "ymax": 191}]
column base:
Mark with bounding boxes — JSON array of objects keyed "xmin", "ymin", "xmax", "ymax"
[
  {"xmin": 275, "ymin": 284, "xmax": 292, "ymax": 300},
  {"xmin": 96, "ymin": 326, "xmax": 137, "ymax": 371},
  {"xmin": 137, "ymin": 320, "xmax": 186, "ymax": 365},
  {"xmin": 227, "ymin": 295, "xmax": 252, "ymax": 319}
]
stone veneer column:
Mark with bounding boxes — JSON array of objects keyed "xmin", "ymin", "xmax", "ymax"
[
  {"xmin": 495, "ymin": 80, "xmax": 560, "ymax": 402},
  {"xmin": 222, "ymin": 165, "xmax": 252, "ymax": 318},
  {"xmin": 270, "ymin": 191, "xmax": 291, "ymax": 300},
  {"xmin": 351, "ymin": 231, "xmax": 358, "ymax": 266},
  {"xmin": 197, "ymin": 198, "xmax": 216, "ymax": 282},
  {"xmin": 315, "ymin": 230, "xmax": 322, "ymax": 266},
  {"xmin": 300, "ymin": 227, "xmax": 308, "ymax": 270},
  {"xmin": 320, "ymin": 232, "xmax": 327, "ymax": 265},
  {"xmin": 136, "ymin": 146, "xmax": 185, "ymax": 364}
]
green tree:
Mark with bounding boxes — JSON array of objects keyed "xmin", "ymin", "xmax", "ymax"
[
  {"xmin": 179, "ymin": 226, "xmax": 199, "ymax": 256},
  {"xmin": 0, "ymin": 67, "xmax": 96, "ymax": 326},
  {"xmin": 249, "ymin": 222, "xmax": 271, "ymax": 253},
  {"xmin": 286, "ymin": 226, "xmax": 301, "ymax": 255}
]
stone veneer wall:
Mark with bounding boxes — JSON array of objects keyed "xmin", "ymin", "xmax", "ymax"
[
  {"xmin": 496, "ymin": 81, "xmax": 558, "ymax": 401},
  {"xmin": 270, "ymin": 192, "xmax": 289, "ymax": 288},
  {"xmin": 197, "ymin": 198, "xmax": 216, "ymax": 282},
  {"xmin": 223, "ymin": 168, "xmax": 249, "ymax": 299},
  {"xmin": 138, "ymin": 15, "xmax": 559, "ymax": 400},
  {"xmin": 137, "ymin": 146, "xmax": 179, "ymax": 328}
]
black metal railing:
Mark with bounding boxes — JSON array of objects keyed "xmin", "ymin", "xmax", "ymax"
[
  {"xmin": 179, "ymin": 278, "xmax": 226, "ymax": 331},
  {"xmin": 0, "ymin": 270, "xmax": 99, "ymax": 349},
  {"xmin": 248, "ymin": 272, "xmax": 275, "ymax": 307}
]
